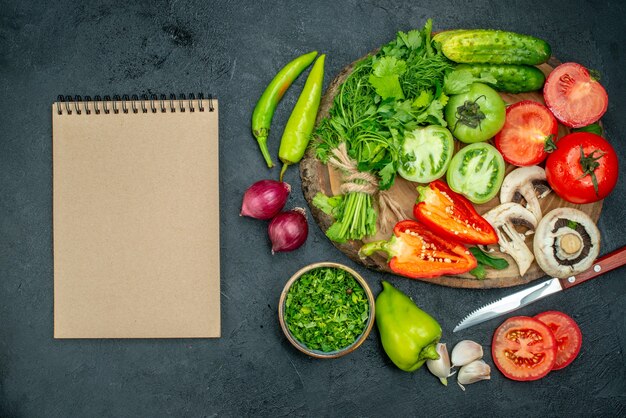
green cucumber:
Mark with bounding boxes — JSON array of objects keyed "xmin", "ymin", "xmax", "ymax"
[
  {"xmin": 431, "ymin": 29, "xmax": 466, "ymax": 45},
  {"xmin": 433, "ymin": 29, "xmax": 551, "ymax": 65},
  {"xmin": 452, "ymin": 64, "xmax": 546, "ymax": 93}
]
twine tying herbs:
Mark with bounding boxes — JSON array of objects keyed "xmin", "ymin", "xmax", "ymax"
[
  {"xmin": 329, "ymin": 143, "xmax": 378, "ymax": 195},
  {"xmin": 328, "ymin": 143, "xmax": 408, "ymax": 233}
]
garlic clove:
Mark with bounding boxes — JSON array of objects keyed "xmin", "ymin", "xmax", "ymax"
[
  {"xmin": 457, "ymin": 359, "xmax": 491, "ymax": 391},
  {"xmin": 426, "ymin": 343, "xmax": 455, "ymax": 386},
  {"xmin": 451, "ymin": 340, "xmax": 483, "ymax": 367}
]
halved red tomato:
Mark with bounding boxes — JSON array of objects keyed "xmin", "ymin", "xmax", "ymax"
[
  {"xmin": 543, "ymin": 62, "xmax": 608, "ymax": 128},
  {"xmin": 534, "ymin": 311, "xmax": 582, "ymax": 370},
  {"xmin": 492, "ymin": 316, "xmax": 557, "ymax": 381},
  {"xmin": 494, "ymin": 100, "xmax": 558, "ymax": 166}
]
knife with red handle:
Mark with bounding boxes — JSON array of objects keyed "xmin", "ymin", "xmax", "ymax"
[
  {"xmin": 454, "ymin": 245, "xmax": 626, "ymax": 332},
  {"xmin": 558, "ymin": 245, "xmax": 626, "ymax": 288}
]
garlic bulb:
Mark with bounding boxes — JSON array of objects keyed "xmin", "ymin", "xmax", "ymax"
[
  {"xmin": 457, "ymin": 360, "xmax": 491, "ymax": 391},
  {"xmin": 451, "ymin": 340, "xmax": 483, "ymax": 367},
  {"xmin": 426, "ymin": 343, "xmax": 454, "ymax": 386}
]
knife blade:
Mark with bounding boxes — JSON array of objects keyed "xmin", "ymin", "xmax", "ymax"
[{"xmin": 454, "ymin": 245, "xmax": 626, "ymax": 332}]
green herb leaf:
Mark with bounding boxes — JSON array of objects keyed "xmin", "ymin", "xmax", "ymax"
[
  {"xmin": 443, "ymin": 69, "xmax": 497, "ymax": 95},
  {"xmin": 567, "ymin": 220, "xmax": 579, "ymax": 230},
  {"xmin": 312, "ymin": 192, "xmax": 344, "ymax": 217},
  {"xmin": 469, "ymin": 247, "xmax": 509, "ymax": 270},
  {"xmin": 381, "ymin": 43, "xmax": 405, "ymax": 59},
  {"xmin": 325, "ymin": 222, "xmax": 347, "ymax": 243},
  {"xmin": 414, "ymin": 94, "xmax": 448, "ymax": 127},
  {"xmin": 469, "ymin": 264, "xmax": 486, "ymax": 280},
  {"xmin": 378, "ymin": 161, "xmax": 397, "ymax": 190},
  {"xmin": 369, "ymin": 74, "xmax": 404, "ymax": 100},
  {"xmin": 399, "ymin": 30, "xmax": 423, "ymax": 50},
  {"xmin": 369, "ymin": 57, "xmax": 407, "ymax": 99},
  {"xmin": 573, "ymin": 123, "xmax": 603, "ymax": 136},
  {"xmin": 392, "ymin": 99, "xmax": 414, "ymax": 122},
  {"xmin": 372, "ymin": 56, "xmax": 407, "ymax": 77},
  {"xmin": 421, "ymin": 19, "xmax": 434, "ymax": 56},
  {"xmin": 412, "ymin": 90, "xmax": 434, "ymax": 108}
]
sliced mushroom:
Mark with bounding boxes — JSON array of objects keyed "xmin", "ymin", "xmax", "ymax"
[
  {"xmin": 482, "ymin": 202, "xmax": 538, "ymax": 276},
  {"xmin": 500, "ymin": 166, "xmax": 551, "ymax": 222},
  {"xmin": 533, "ymin": 207, "xmax": 600, "ymax": 278}
]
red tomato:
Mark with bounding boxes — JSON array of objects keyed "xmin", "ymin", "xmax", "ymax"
[
  {"xmin": 545, "ymin": 132, "xmax": 618, "ymax": 203},
  {"xmin": 534, "ymin": 311, "xmax": 582, "ymax": 370},
  {"xmin": 494, "ymin": 100, "xmax": 558, "ymax": 166},
  {"xmin": 413, "ymin": 180, "xmax": 498, "ymax": 245},
  {"xmin": 543, "ymin": 62, "xmax": 608, "ymax": 128},
  {"xmin": 492, "ymin": 316, "xmax": 557, "ymax": 381}
]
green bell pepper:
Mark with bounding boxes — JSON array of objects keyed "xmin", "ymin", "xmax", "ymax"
[{"xmin": 375, "ymin": 281, "xmax": 442, "ymax": 372}]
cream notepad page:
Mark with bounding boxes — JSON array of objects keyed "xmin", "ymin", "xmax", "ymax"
[{"xmin": 52, "ymin": 99, "xmax": 220, "ymax": 338}]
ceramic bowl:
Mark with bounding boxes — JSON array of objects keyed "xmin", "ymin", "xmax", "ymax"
[{"xmin": 278, "ymin": 262, "xmax": 375, "ymax": 359}]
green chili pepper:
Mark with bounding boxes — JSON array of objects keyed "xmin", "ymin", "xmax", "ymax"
[
  {"xmin": 278, "ymin": 54, "xmax": 326, "ymax": 181},
  {"xmin": 375, "ymin": 281, "xmax": 442, "ymax": 372},
  {"xmin": 251, "ymin": 51, "xmax": 318, "ymax": 168}
]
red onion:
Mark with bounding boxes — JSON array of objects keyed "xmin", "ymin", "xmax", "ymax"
[
  {"xmin": 268, "ymin": 207, "xmax": 308, "ymax": 253},
  {"xmin": 240, "ymin": 179, "xmax": 291, "ymax": 220}
]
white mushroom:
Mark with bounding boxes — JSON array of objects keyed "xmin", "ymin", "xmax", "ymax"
[
  {"xmin": 533, "ymin": 207, "xmax": 601, "ymax": 278},
  {"xmin": 482, "ymin": 202, "xmax": 538, "ymax": 276},
  {"xmin": 500, "ymin": 166, "xmax": 551, "ymax": 222}
]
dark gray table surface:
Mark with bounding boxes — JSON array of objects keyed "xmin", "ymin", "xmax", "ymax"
[{"xmin": 1, "ymin": 0, "xmax": 625, "ymax": 416}]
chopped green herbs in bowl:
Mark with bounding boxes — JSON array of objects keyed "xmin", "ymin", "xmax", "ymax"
[{"xmin": 278, "ymin": 262, "xmax": 375, "ymax": 358}]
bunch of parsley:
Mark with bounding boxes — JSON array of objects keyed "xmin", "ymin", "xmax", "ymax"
[{"xmin": 313, "ymin": 19, "xmax": 452, "ymax": 243}]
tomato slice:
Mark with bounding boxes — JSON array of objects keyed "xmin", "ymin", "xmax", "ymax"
[
  {"xmin": 543, "ymin": 62, "xmax": 608, "ymax": 128},
  {"xmin": 446, "ymin": 142, "xmax": 505, "ymax": 204},
  {"xmin": 413, "ymin": 180, "xmax": 498, "ymax": 245},
  {"xmin": 398, "ymin": 126, "xmax": 455, "ymax": 183},
  {"xmin": 492, "ymin": 316, "xmax": 557, "ymax": 381},
  {"xmin": 494, "ymin": 100, "xmax": 558, "ymax": 166},
  {"xmin": 534, "ymin": 311, "xmax": 582, "ymax": 370}
]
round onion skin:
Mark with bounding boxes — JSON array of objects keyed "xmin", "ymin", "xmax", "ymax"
[
  {"xmin": 268, "ymin": 208, "xmax": 308, "ymax": 253},
  {"xmin": 240, "ymin": 180, "xmax": 291, "ymax": 220}
]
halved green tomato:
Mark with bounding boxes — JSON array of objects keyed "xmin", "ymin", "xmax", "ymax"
[
  {"xmin": 446, "ymin": 142, "xmax": 505, "ymax": 204},
  {"xmin": 398, "ymin": 126, "xmax": 454, "ymax": 183}
]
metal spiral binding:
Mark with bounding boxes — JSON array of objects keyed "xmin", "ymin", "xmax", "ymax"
[{"xmin": 56, "ymin": 93, "xmax": 215, "ymax": 115}]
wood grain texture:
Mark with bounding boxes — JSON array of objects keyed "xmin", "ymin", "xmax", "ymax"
[
  {"xmin": 560, "ymin": 245, "xmax": 626, "ymax": 289},
  {"xmin": 300, "ymin": 56, "xmax": 603, "ymax": 288}
]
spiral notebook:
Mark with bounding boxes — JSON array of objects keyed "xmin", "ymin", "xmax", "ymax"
[{"xmin": 52, "ymin": 94, "xmax": 220, "ymax": 338}]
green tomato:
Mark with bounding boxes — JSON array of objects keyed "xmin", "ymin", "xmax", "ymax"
[
  {"xmin": 397, "ymin": 126, "xmax": 454, "ymax": 183},
  {"xmin": 447, "ymin": 142, "xmax": 505, "ymax": 204},
  {"xmin": 445, "ymin": 83, "xmax": 506, "ymax": 143}
]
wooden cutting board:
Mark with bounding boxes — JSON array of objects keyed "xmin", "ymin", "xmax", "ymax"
[{"xmin": 300, "ymin": 55, "xmax": 603, "ymax": 288}]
